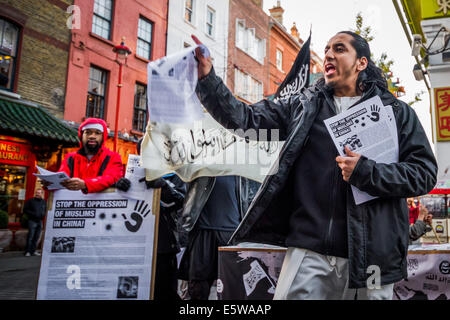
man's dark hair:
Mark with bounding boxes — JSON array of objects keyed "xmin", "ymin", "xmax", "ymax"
[
  {"xmin": 315, "ymin": 31, "xmax": 388, "ymax": 93},
  {"xmin": 338, "ymin": 31, "xmax": 388, "ymax": 91}
]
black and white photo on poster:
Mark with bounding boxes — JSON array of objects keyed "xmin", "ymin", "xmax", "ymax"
[
  {"xmin": 51, "ymin": 237, "xmax": 75, "ymax": 253},
  {"xmin": 117, "ymin": 276, "xmax": 139, "ymax": 299}
]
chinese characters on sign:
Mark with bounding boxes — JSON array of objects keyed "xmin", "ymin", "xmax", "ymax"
[
  {"xmin": 436, "ymin": 0, "xmax": 450, "ymax": 15},
  {"xmin": 435, "ymin": 87, "xmax": 450, "ymax": 141},
  {"xmin": 421, "ymin": 0, "xmax": 450, "ymax": 18}
]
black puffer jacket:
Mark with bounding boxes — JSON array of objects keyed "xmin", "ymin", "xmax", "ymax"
[{"xmin": 196, "ymin": 68, "xmax": 437, "ymax": 288}]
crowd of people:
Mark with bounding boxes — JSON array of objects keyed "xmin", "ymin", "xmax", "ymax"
[{"xmin": 26, "ymin": 30, "xmax": 438, "ymax": 300}]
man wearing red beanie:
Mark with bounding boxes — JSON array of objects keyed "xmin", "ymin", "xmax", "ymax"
[{"xmin": 55, "ymin": 118, "xmax": 125, "ymax": 193}]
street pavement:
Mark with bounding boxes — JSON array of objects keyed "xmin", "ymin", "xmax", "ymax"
[
  {"xmin": 0, "ymin": 251, "xmax": 40, "ymax": 300},
  {"xmin": 0, "ymin": 250, "xmax": 217, "ymax": 300}
]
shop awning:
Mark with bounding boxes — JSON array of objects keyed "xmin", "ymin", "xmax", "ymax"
[
  {"xmin": 429, "ymin": 178, "xmax": 450, "ymax": 195},
  {"xmin": 0, "ymin": 95, "xmax": 79, "ymax": 145}
]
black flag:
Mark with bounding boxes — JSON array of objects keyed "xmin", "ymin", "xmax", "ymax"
[{"xmin": 274, "ymin": 32, "xmax": 311, "ymax": 102}]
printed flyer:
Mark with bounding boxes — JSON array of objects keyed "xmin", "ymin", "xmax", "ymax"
[{"xmin": 36, "ymin": 188, "xmax": 157, "ymax": 300}]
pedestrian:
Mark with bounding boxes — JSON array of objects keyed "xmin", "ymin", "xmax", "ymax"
[
  {"xmin": 407, "ymin": 197, "xmax": 419, "ymax": 225},
  {"xmin": 177, "ymin": 175, "xmax": 258, "ymax": 300},
  {"xmin": 409, "ymin": 204, "xmax": 433, "ymax": 243},
  {"xmin": 24, "ymin": 189, "xmax": 46, "ymax": 256},
  {"xmin": 192, "ymin": 31, "xmax": 437, "ymax": 300},
  {"xmin": 42, "ymin": 118, "xmax": 127, "ymax": 193}
]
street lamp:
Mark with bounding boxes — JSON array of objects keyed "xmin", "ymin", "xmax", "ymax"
[{"xmin": 112, "ymin": 37, "xmax": 132, "ymax": 153}]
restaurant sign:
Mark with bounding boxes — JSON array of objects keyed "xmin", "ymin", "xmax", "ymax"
[{"xmin": 0, "ymin": 140, "xmax": 32, "ymax": 166}]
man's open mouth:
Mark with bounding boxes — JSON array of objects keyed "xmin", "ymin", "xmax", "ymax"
[{"xmin": 325, "ymin": 63, "xmax": 336, "ymax": 76}]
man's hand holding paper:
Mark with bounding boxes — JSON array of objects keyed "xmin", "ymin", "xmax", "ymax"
[{"xmin": 336, "ymin": 146, "xmax": 362, "ymax": 182}]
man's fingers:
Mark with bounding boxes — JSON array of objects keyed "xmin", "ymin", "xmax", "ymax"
[
  {"xmin": 191, "ymin": 34, "xmax": 202, "ymax": 45},
  {"xmin": 336, "ymin": 156, "xmax": 346, "ymax": 163},
  {"xmin": 191, "ymin": 35, "xmax": 203, "ymax": 58},
  {"xmin": 344, "ymin": 145, "xmax": 358, "ymax": 157}
]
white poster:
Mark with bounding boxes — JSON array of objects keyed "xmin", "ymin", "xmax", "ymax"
[
  {"xmin": 36, "ymin": 188, "xmax": 156, "ymax": 300},
  {"xmin": 393, "ymin": 251, "xmax": 450, "ymax": 300},
  {"xmin": 141, "ymin": 113, "xmax": 284, "ymax": 183},
  {"xmin": 117, "ymin": 154, "xmax": 147, "ymax": 201},
  {"xmin": 147, "ymin": 45, "xmax": 207, "ymax": 124},
  {"xmin": 323, "ymin": 96, "xmax": 398, "ymax": 204}
]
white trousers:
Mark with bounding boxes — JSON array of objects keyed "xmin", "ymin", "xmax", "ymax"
[{"xmin": 273, "ymin": 248, "xmax": 394, "ymax": 300}]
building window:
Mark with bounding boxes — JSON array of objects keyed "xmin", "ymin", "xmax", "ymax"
[
  {"xmin": 235, "ymin": 19, "xmax": 265, "ymax": 64},
  {"xmin": 137, "ymin": 17, "xmax": 153, "ymax": 60},
  {"xmin": 276, "ymin": 49, "xmax": 283, "ymax": 71},
  {"xmin": 185, "ymin": 0, "xmax": 194, "ymax": 23},
  {"xmin": 92, "ymin": 0, "xmax": 113, "ymax": 40},
  {"xmin": 236, "ymin": 20, "xmax": 245, "ymax": 50},
  {"xmin": 206, "ymin": 7, "xmax": 215, "ymax": 37},
  {"xmin": 133, "ymin": 83, "xmax": 147, "ymax": 132},
  {"xmin": 0, "ymin": 19, "xmax": 20, "ymax": 91},
  {"xmin": 234, "ymin": 68, "xmax": 263, "ymax": 103},
  {"xmin": 86, "ymin": 66, "xmax": 108, "ymax": 119}
]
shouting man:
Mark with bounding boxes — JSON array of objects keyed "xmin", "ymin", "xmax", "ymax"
[{"xmin": 192, "ymin": 32, "xmax": 437, "ymax": 300}]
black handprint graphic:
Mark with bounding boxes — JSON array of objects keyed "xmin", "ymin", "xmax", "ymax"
[
  {"xmin": 122, "ymin": 200, "xmax": 151, "ymax": 233},
  {"xmin": 368, "ymin": 104, "xmax": 380, "ymax": 122}
]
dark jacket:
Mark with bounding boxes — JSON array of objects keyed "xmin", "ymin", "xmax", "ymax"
[
  {"xmin": 158, "ymin": 174, "xmax": 186, "ymax": 254},
  {"xmin": 409, "ymin": 220, "xmax": 432, "ymax": 243},
  {"xmin": 196, "ymin": 68, "xmax": 438, "ymax": 288},
  {"xmin": 23, "ymin": 197, "xmax": 46, "ymax": 222},
  {"xmin": 180, "ymin": 176, "xmax": 260, "ymax": 233}
]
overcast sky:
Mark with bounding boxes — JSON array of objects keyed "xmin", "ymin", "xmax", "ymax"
[{"xmin": 262, "ymin": 0, "xmax": 433, "ymax": 147}]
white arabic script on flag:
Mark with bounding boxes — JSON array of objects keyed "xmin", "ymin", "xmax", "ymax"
[{"xmin": 242, "ymin": 260, "xmax": 275, "ymax": 296}]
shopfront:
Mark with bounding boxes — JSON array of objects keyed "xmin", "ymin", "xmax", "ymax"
[
  {"xmin": 0, "ymin": 92, "xmax": 79, "ymax": 228},
  {"xmin": 0, "ymin": 136, "xmax": 36, "ymax": 223},
  {"xmin": 394, "ymin": 0, "xmax": 450, "ymax": 178}
]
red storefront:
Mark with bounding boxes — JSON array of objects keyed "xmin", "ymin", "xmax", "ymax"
[
  {"xmin": 0, "ymin": 136, "xmax": 36, "ymax": 222},
  {"xmin": 0, "ymin": 93, "xmax": 79, "ymax": 225}
]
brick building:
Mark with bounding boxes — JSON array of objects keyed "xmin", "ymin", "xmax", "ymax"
[
  {"xmin": 0, "ymin": 0, "xmax": 73, "ymax": 117},
  {"xmin": 227, "ymin": 0, "xmax": 270, "ymax": 103},
  {"xmin": 267, "ymin": 2, "xmax": 323, "ymax": 97},
  {"xmin": 64, "ymin": 0, "xmax": 169, "ymax": 161},
  {"xmin": 0, "ymin": 0, "xmax": 78, "ymax": 224}
]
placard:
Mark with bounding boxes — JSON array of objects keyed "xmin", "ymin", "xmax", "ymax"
[
  {"xmin": 217, "ymin": 244, "xmax": 286, "ymax": 300},
  {"xmin": 36, "ymin": 188, "xmax": 159, "ymax": 300},
  {"xmin": 393, "ymin": 250, "xmax": 450, "ymax": 300}
]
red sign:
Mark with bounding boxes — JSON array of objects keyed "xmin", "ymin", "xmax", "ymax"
[
  {"xmin": 435, "ymin": 87, "xmax": 450, "ymax": 141},
  {"xmin": 0, "ymin": 140, "xmax": 32, "ymax": 166}
]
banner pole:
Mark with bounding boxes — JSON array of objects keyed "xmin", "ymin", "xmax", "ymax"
[{"xmin": 150, "ymin": 188, "xmax": 161, "ymax": 300}]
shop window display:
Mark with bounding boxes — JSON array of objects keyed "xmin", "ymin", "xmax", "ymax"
[
  {"xmin": 0, "ymin": 164, "xmax": 27, "ymax": 223},
  {"xmin": 419, "ymin": 195, "xmax": 448, "ymax": 219}
]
